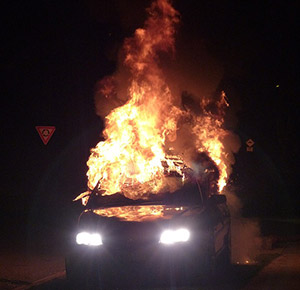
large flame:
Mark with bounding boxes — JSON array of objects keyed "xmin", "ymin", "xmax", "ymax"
[{"xmin": 86, "ymin": 0, "xmax": 233, "ymax": 201}]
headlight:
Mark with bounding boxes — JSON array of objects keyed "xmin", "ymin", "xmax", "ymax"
[
  {"xmin": 76, "ymin": 232, "xmax": 103, "ymax": 246},
  {"xmin": 159, "ymin": 228, "xmax": 190, "ymax": 245}
]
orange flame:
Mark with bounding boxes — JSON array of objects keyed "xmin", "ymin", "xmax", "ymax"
[
  {"xmin": 93, "ymin": 206, "xmax": 166, "ymax": 222},
  {"xmin": 85, "ymin": 0, "xmax": 233, "ymax": 201},
  {"xmin": 192, "ymin": 92, "xmax": 230, "ymax": 192}
]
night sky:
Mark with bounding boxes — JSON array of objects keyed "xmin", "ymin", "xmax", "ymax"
[{"xmin": 2, "ymin": 0, "xmax": 299, "ymax": 230}]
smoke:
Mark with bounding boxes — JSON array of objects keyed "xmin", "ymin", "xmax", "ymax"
[{"xmin": 226, "ymin": 189, "xmax": 262, "ymax": 264}]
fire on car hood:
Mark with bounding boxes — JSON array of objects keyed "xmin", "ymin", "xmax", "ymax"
[{"xmin": 91, "ymin": 204, "xmax": 204, "ymax": 222}]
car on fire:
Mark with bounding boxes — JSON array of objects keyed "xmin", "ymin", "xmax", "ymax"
[{"xmin": 65, "ymin": 159, "xmax": 231, "ymax": 289}]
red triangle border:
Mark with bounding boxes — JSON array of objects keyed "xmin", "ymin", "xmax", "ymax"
[{"xmin": 36, "ymin": 126, "xmax": 56, "ymax": 145}]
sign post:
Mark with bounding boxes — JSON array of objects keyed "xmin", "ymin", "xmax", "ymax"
[{"xmin": 36, "ymin": 126, "xmax": 56, "ymax": 145}]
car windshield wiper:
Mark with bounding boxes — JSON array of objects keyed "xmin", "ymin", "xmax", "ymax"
[
  {"xmin": 86, "ymin": 180, "xmax": 104, "ymax": 209},
  {"xmin": 85, "ymin": 181, "xmax": 141, "ymax": 209}
]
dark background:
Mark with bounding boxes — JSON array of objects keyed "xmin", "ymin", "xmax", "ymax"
[{"xmin": 1, "ymin": 0, "xmax": 299, "ymax": 235}]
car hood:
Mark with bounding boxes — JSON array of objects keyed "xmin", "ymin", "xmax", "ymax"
[{"xmin": 91, "ymin": 204, "xmax": 204, "ymax": 222}]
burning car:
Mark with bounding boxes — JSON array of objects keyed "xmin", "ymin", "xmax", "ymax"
[
  {"xmin": 66, "ymin": 158, "xmax": 231, "ymax": 289},
  {"xmin": 65, "ymin": 0, "xmax": 237, "ymax": 288}
]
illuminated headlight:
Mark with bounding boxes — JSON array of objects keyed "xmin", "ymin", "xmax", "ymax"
[
  {"xmin": 76, "ymin": 232, "xmax": 103, "ymax": 246},
  {"xmin": 159, "ymin": 228, "xmax": 190, "ymax": 245}
]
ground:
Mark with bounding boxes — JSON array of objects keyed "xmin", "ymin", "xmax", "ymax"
[{"xmin": 0, "ymin": 218, "xmax": 299, "ymax": 290}]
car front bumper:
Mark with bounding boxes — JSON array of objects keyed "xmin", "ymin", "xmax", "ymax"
[{"xmin": 66, "ymin": 237, "xmax": 211, "ymax": 289}]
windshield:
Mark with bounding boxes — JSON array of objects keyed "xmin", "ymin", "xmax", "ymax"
[{"xmin": 87, "ymin": 179, "xmax": 204, "ymax": 209}]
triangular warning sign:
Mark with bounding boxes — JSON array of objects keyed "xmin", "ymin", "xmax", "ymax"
[{"xmin": 36, "ymin": 126, "xmax": 56, "ymax": 145}]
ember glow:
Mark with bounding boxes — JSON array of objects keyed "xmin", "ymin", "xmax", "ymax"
[{"xmin": 85, "ymin": 0, "xmax": 235, "ymax": 202}]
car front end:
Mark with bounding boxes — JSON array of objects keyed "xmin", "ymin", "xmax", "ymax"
[{"xmin": 66, "ymin": 203, "xmax": 216, "ymax": 289}]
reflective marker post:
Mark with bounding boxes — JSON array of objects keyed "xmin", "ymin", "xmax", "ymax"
[{"xmin": 246, "ymin": 138, "xmax": 255, "ymax": 152}]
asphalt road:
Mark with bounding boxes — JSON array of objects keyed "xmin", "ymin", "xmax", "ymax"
[
  {"xmin": 26, "ymin": 242, "xmax": 300, "ymax": 290},
  {"xmin": 1, "ymin": 219, "xmax": 299, "ymax": 290},
  {"xmin": 243, "ymin": 240, "xmax": 300, "ymax": 290}
]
